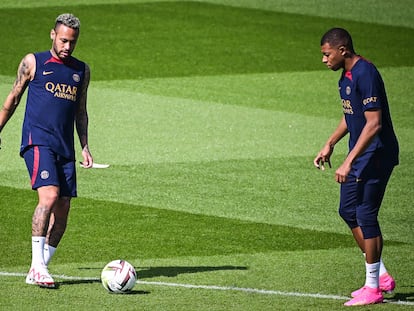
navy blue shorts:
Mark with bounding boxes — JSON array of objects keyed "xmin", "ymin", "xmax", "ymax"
[
  {"xmin": 338, "ymin": 153, "xmax": 393, "ymax": 239},
  {"xmin": 22, "ymin": 146, "xmax": 77, "ymax": 197}
]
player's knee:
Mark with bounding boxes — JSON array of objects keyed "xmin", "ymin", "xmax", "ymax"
[
  {"xmin": 339, "ymin": 206, "xmax": 358, "ymax": 228},
  {"xmin": 356, "ymin": 208, "xmax": 381, "ymax": 239},
  {"xmin": 37, "ymin": 186, "xmax": 60, "ymax": 207},
  {"xmin": 356, "ymin": 207, "xmax": 381, "ymax": 238}
]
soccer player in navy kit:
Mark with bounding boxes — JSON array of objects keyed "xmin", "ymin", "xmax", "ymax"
[
  {"xmin": 314, "ymin": 28, "xmax": 399, "ymax": 306},
  {"xmin": 0, "ymin": 14, "xmax": 93, "ymax": 288}
]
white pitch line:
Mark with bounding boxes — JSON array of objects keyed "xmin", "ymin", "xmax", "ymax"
[
  {"xmin": 137, "ymin": 280, "xmax": 349, "ymax": 301},
  {"xmin": 136, "ymin": 281, "xmax": 414, "ymax": 306},
  {"xmin": 1, "ymin": 271, "xmax": 413, "ymax": 306}
]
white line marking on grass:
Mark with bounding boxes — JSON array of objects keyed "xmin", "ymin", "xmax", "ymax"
[
  {"xmin": 137, "ymin": 280, "xmax": 349, "ymax": 300},
  {"xmin": 1, "ymin": 271, "xmax": 413, "ymax": 306},
  {"xmin": 137, "ymin": 281, "xmax": 414, "ymax": 306}
]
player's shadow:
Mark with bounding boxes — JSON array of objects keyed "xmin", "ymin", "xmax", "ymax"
[
  {"xmin": 56, "ymin": 278, "xmax": 150, "ymax": 295},
  {"xmin": 76, "ymin": 265, "xmax": 248, "ymax": 279},
  {"xmin": 57, "ymin": 265, "xmax": 246, "ymax": 294},
  {"xmin": 387, "ymin": 290, "xmax": 414, "ymax": 304},
  {"xmin": 137, "ymin": 265, "xmax": 247, "ymax": 278},
  {"xmin": 56, "ymin": 277, "xmax": 100, "ymax": 288}
]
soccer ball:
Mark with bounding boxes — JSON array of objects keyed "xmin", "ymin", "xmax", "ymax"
[{"xmin": 101, "ymin": 259, "xmax": 137, "ymax": 293}]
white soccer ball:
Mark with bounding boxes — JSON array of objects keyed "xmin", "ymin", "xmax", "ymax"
[{"xmin": 101, "ymin": 259, "xmax": 137, "ymax": 293}]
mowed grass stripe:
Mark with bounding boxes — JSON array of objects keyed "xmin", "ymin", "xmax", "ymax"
[
  {"xmin": 1, "ymin": 67, "xmax": 412, "ymax": 169},
  {"xmin": 201, "ymin": 0, "xmax": 414, "ymax": 29},
  {"xmin": 0, "ymin": 2, "xmax": 413, "ymax": 80},
  {"xmin": 93, "ymin": 66, "xmax": 414, "ymax": 127},
  {"xmin": 0, "ymin": 77, "xmax": 345, "ymax": 170},
  {"xmin": 0, "ymin": 0, "xmax": 413, "ymax": 29},
  {"xmin": 2, "ymin": 152, "xmax": 412, "ymax": 244},
  {"xmin": 86, "ymin": 91, "xmax": 344, "ymax": 164},
  {"xmin": 0, "ymin": 185, "xmax": 367, "ymax": 267}
]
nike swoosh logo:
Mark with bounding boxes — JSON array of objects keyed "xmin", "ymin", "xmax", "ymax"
[{"xmin": 42, "ymin": 71, "xmax": 54, "ymax": 75}]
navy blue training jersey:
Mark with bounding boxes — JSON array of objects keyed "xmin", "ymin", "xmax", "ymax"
[
  {"xmin": 339, "ymin": 58, "xmax": 399, "ymax": 174},
  {"xmin": 20, "ymin": 51, "xmax": 86, "ymax": 160}
]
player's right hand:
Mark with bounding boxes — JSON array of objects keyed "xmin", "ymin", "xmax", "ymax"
[
  {"xmin": 314, "ymin": 155, "xmax": 331, "ymax": 170},
  {"xmin": 314, "ymin": 144, "xmax": 333, "ymax": 170}
]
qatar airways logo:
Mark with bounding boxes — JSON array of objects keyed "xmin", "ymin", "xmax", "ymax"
[
  {"xmin": 341, "ymin": 99, "xmax": 354, "ymax": 115},
  {"xmin": 45, "ymin": 82, "xmax": 78, "ymax": 101}
]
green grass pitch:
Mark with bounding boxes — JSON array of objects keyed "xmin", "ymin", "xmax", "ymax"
[{"xmin": 0, "ymin": 1, "xmax": 413, "ymax": 310}]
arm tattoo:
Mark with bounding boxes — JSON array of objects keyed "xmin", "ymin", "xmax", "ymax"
[
  {"xmin": 11, "ymin": 58, "xmax": 31, "ymax": 104},
  {"xmin": 15, "ymin": 59, "xmax": 30, "ymax": 88},
  {"xmin": 0, "ymin": 56, "xmax": 31, "ymax": 126}
]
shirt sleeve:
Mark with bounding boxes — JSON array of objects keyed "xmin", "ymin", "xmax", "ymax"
[{"xmin": 358, "ymin": 65, "xmax": 383, "ymax": 112}]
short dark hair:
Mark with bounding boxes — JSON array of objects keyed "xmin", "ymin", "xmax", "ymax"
[{"xmin": 321, "ymin": 28, "xmax": 354, "ymax": 53}]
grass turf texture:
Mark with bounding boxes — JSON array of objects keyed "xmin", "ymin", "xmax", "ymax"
[
  {"xmin": 0, "ymin": 2, "xmax": 414, "ymax": 79},
  {"xmin": 0, "ymin": 1, "xmax": 413, "ymax": 310}
]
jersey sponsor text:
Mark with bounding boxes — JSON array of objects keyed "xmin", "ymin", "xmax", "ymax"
[{"xmin": 45, "ymin": 82, "xmax": 78, "ymax": 101}]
